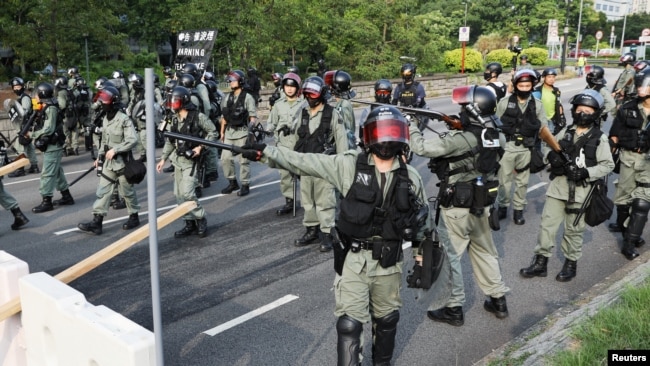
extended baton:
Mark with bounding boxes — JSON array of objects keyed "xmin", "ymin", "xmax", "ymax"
[
  {"xmin": 68, "ymin": 165, "xmax": 96, "ymax": 187},
  {"xmin": 163, "ymin": 131, "xmax": 245, "ymax": 155}
]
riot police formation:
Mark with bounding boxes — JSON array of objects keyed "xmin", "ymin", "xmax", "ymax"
[
  {"xmin": 239, "ymin": 105, "xmax": 431, "ymax": 366},
  {"xmin": 532, "ymin": 68, "xmax": 566, "ymax": 135},
  {"xmin": 268, "ymin": 72, "xmax": 284, "ymax": 108},
  {"xmin": 72, "ymin": 78, "xmax": 93, "ymax": 156},
  {"xmin": 585, "ymin": 65, "xmax": 617, "ymax": 119},
  {"xmin": 520, "ymin": 90, "xmax": 614, "ymax": 281},
  {"xmin": 608, "ymin": 69, "xmax": 650, "ymax": 260},
  {"xmin": 53, "ymin": 76, "xmax": 78, "ymax": 156},
  {"xmin": 30, "ymin": 82, "xmax": 75, "ymax": 213},
  {"xmin": 265, "ymin": 72, "xmax": 303, "ymax": 215},
  {"xmin": 7, "ymin": 77, "xmax": 40, "ymax": 177},
  {"xmin": 324, "ymin": 69, "xmax": 357, "ymax": 148},
  {"xmin": 156, "ymin": 86, "xmax": 216, "ymax": 238},
  {"xmin": 77, "ymin": 86, "xmax": 141, "ymax": 235},
  {"xmin": 410, "ymin": 85, "xmax": 510, "ymax": 326},
  {"xmin": 291, "ymin": 76, "xmax": 349, "ymax": 252},
  {"xmin": 483, "ymin": 62, "xmax": 507, "ymax": 102},
  {"xmin": 612, "ymin": 52, "xmax": 637, "ymax": 107},
  {"xmin": 496, "ymin": 69, "xmax": 553, "ymax": 225},
  {"xmin": 391, "ymin": 63, "xmax": 426, "ymax": 108},
  {"xmin": 220, "ymin": 70, "xmax": 257, "ymax": 197}
]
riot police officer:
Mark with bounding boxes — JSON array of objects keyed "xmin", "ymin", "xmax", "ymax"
[
  {"xmin": 268, "ymin": 72, "xmax": 284, "ymax": 108},
  {"xmin": 324, "ymin": 70, "xmax": 356, "ymax": 148},
  {"xmin": 156, "ymin": 86, "xmax": 216, "ymax": 238},
  {"xmin": 7, "ymin": 77, "xmax": 39, "ymax": 177},
  {"xmin": 608, "ymin": 69, "xmax": 650, "ymax": 260},
  {"xmin": 182, "ymin": 63, "xmax": 212, "ymax": 117},
  {"xmin": 110, "ymin": 70, "xmax": 130, "ymax": 107},
  {"xmin": 533, "ymin": 68, "xmax": 566, "ymax": 135},
  {"xmin": 53, "ymin": 76, "xmax": 78, "ymax": 156},
  {"xmin": 391, "ymin": 63, "xmax": 426, "ymax": 108},
  {"xmin": 410, "ymin": 85, "xmax": 510, "ymax": 326},
  {"xmin": 240, "ymin": 105, "xmax": 431, "ymax": 366},
  {"xmin": 484, "ymin": 62, "xmax": 507, "ymax": 102},
  {"xmin": 585, "ymin": 66, "xmax": 617, "ymax": 118},
  {"xmin": 521, "ymin": 90, "xmax": 614, "ymax": 281},
  {"xmin": 77, "ymin": 86, "xmax": 141, "ymax": 235},
  {"xmin": 0, "ymin": 177, "xmax": 29, "ymax": 230},
  {"xmin": 265, "ymin": 72, "xmax": 303, "ymax": 215},
  {"xmin": 613, "ymin": 52, "xmax": 637, "ymax": 107},
  {"xmin": 247, "ymin": 67, "xmax": 262, "ymax": 105},
  {"xmin": 30, "ymin": 82, "xmax": 74, "ymax": 213}
]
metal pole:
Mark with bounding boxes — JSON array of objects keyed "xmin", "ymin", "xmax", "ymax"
[
  {"xmin": 145, "ymin": 68, "xmax": 164, "ymax": 365},
  {"xmin": 619, "ymin": 4, "xmax": 629, "ymax": 53},
  {"xmin": 576, "ymin": 0, "xmax": 584, "ymax": 58},
  {"xmin": 560, "ymin": 0, "xmax": 571, "ymax": 74},
  {"xmin": 84, "ymin": 34, "xmax": 90, "ymax": 81}
]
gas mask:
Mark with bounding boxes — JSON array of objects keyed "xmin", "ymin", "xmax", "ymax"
[
  {"xmin": 483, "ymin": 72, "xmax": 492, "ymax": 81},
  {"xmin": 370, "ymin": 142, "xmax": 403, "ymax": 160},
  {"xmin": 571, "ymin": 110, "xmax": 598, "ymax": 127},
  {"xmin": 306, "ymin": 97, "xmax": 321, "ymax": 109},
  {"xmin": 13, "ymin": 88, "xmax": 23, "ymax": 96},
  {"xmin": 515, "ymin": 88, "xmax": 532, "ymax": 99}
]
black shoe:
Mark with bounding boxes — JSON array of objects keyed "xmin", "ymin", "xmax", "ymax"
[
  {"xmin": 513, "ymin": 209, "xmax": 525, "ymax": 225},
  {"xmin": 237, "ymin": 184, "xmax": 250, "ymax": 196},
  {"xmin": 621, "ymin": 240, "xmax": 640, "ymax": 260},
  {"xmin": 498, "ymin": 206, "xmax": 507, "ymax": 220},
  {"xmin": 276, "ymin": 198, "xmax": 294, "ymax": 216},
  {"xmin": 32, "ymin": 196, "xmax": 53, "ymax": 213},
  {"xmin": 295, "ymin": 226, "xmax": 320, "ymax": 247},
  {"xmin": 122, "ymin": 213, "xmax": 140, "ymax": 230},
  {"xmin": 174, "ymin": 220, "xmax": 197, "ymax": 238},
  {"xmin": 634, "ymin": 238, "xmax": 645, "ymax": 248},
  {"xmin": 206, "ymin": 172, "xmax": 218, "ymax": 182},
  {"xmin": 202, "ymin": 178, "xmax": 211, "ymax": 188},
  {"xmin": 27, "ymin": 165, "xmax": 40, "ymax": 174},
  {"xmin": 427, "ymin": 306, "xmax": 464, "ymax": 326},
  {"xmin": 78, "ymin": 214, "xmax": 103, "ymax": 235},
  {"xmin": 196, "ymin": 217, "xmax": 208, "ymax": 238},
  {"xmin": 163, "ymin": 165, "xmax": 175, "ymax": 173},
  {"xmin": 484, "ymin": 296, "xmax": 509, "ymax": 319},
  {"xmin": 319, "ymin": 233, "xmax": 333, "ymax": 252},
  {"xmin": 10, "ymin": 207, "xmax": 29, "ymax": 230},
  {"xmin": 53, "ymin": 189, "xmax": 75, "ymax": 206},
  {"xmin": 556, "ymin": 259, "xmax": 577, "ymax": 282},
  {"xmin": 608, "ymin": 223, "xmax": 623, "ymax": 232},
  {"xmin": 195, "ymin": 187, "xmax": 203, "ymax": 198},
  {"xmin": 8, "ymin": 167, "xmax": 25, "ymax": 178},
  {"xmin": 520, "ymin": 254, "xmax": 548, "ymax": 278},
  {"xmin": 221, "ymin": 179, "xmax": 239, "ymax": 194}
]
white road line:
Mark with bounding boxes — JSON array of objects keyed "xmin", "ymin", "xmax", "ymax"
[
  {"xmin": 203, "ymin": 294, "xmax": 299, "ymax": 336},
  {"xmin": 527, "ymin": 181, "xmax": 548, "ymax": 192},
  {"xmin": 54, "ymin": 180, "xmax": 280, "ymax": 235}
]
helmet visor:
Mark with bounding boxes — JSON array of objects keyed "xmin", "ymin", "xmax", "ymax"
[
  {"xmin": 363, "ymin": 118, "xmax": 409, "ymax": 146},
  {"xmin": 302, "ymin": 80, "xmax": 323, "ymax": 98},
  {"xmin": 323, "ymin": 70, "xmax": 336, "ymax": 87},
  {"xmin": 167, "ymin": 95, "xmax": 184, "ymax": 110},
  {"xmin": 637, "ymin": 76, "xmax": 650, "ymax": 98},
  {"xmin": 451, "ymin": 85, "xmax": 474, "ymax": 105},
  {"xmin": 95, "ymin": 90, "xmax": 115, "ymax": 105}
]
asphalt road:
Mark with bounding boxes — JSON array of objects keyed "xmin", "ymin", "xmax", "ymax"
[{"xmin": 1, "ymin": 67, "xmax": 644, "ymax": 366}]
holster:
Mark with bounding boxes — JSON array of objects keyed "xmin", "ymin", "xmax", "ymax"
[
  {"xmin": 332, "ymin": 229, "xmax": 349, "ymax": 276},
  {"xmin": 419, "ymin": 234, "xmax": 444, "ymax": 289}
]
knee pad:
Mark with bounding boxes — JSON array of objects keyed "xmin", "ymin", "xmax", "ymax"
[
  {"xmin": 627, "ymin": 198, "xmax": 650, "ymax": 239},
  {"xmin": 373, "ymin": 310, "xmax": 400, "ymax": 329},
  {"xmin": 336, "ymin": 315, "xmax": 362, "ymax": 337},
  {"xmin": 631, "ymin": 198, "xmax": 650, "ymax": 213}
]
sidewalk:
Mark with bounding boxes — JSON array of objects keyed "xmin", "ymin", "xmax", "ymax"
[{"xmin": 476, "ymin": 252, "xmax": 650, "ymax": 365}]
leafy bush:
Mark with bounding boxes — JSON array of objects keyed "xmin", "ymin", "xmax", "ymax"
[
  {"xmin": 520, "ymin": 47, "xmax": 548, "ymax": 65},
  {"xmin": 443, "ymin": 48, "xmax": 483, "ymax": 73},
  {"xmin": 486, "ymin": 49, "xmax": 518, "ymax": 69}
]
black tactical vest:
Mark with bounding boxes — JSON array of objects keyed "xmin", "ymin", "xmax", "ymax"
[
  {"xmin": 500, "ymin": 94, "xmax": 541, "ymax": 140},
  {"xmin": 487, "ymin": 82, "xmax": 507, "ymax": 101},
  {"xmin": 172, "ymin": 111, "xmax": 204, "ymax": 148},
  {"xmin": 397, "ymin": 82, "xmax": 420, "ymax": 107},
  {"xmin": 294, "ymin": 105, "xmax": 334, "ymax": 154},
  {"xmin": 611, "ymin": 100, "xmax": 646, "ymax": 151},
  {"xmin": 223, "ymin": 90, "xmax": 249, "ymax": 127},
  {"xmin": 559, "ymin": 127, "xmax": 603, "ymax": 169}
]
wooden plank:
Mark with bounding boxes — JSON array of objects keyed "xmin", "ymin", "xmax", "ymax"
[
  {"xmin": 0, "ymin": 154, "xmax": 28, "ymax": 177},
  {"xmin": 0, "ymin": 201, "xmax": 197, "ymax": 322}
]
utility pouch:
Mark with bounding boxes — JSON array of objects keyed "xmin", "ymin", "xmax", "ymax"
[
  {"xmin": 473, "ymin": 180, "xmax": 499, "ymax": 209},
  {"xmin": 452, "ymin": 182, "xmax": 473, "ymax": 208},
  {"xmin": 378, "ymin": 241, "xmax": 402, "ymax": 269},
  {"xmin": 332, "ymin": 229, "xmax": 349, "ymax": 275},
  {"xmin": 522, "ymin": 136, "xmax": 536, "ymax": 148},
  {"xmin": 34, "ymin": 135, "xmax": 50, "ymax": 152},
  {"xmin": 438, "ymin": 185, "xmax": 454, "ymax": 208}
]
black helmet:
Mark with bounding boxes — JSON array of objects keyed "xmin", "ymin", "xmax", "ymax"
[
  {"xmin": 513, "ymin": 69, "xmax": 538, "ymax": 85},
  {"xmin": 205, "ymin": 80, "xmax": 219, "ymax": 95},
  {"xmin": 484, "ymin": 62, "xmax": 503, "ymax": 80},
  {"xmin": 282, "ymin": 72, "xmax": 301, "ymax": 88},
  {"xmin": 634, "ymin": 60, "xmax": 650, "ymax": 73},
  {"xmin": 95, "ymin": 86, "xmax": 121, "ymax": 106},
  {"xmin": 67, "ymin": 66, "xmax": 79, "ymax": 76},
  {"xmin": 54, "ymin": 76, "xmax": 68, "ymax": 89},
  {"xmin": 374, "ymin": 79, "xmax": 393, "ymax": 104},
  {"xmin": 326, "ymin": 70, "xmax": 355, "ymax": 98},
  {"xmin": 226, "ymin": 70, "xmax": 245, "ymax": 85},
  {"xmin": 287, "ymin": 65, "xmax": 300, "ymax": 74},
  {"xmin": 400, "ymin": 63, "xmax": 416, "ymax": 84},
  {"xmin": 586, "ymin": 66, "xmax": 606, "ymax": 86},
  {"xmin": 272, "ymin": 72, "xmax": 284, "ymax": 87},
  {"xmin": 163, "ymin": 66, "xmax": 174, "ymax": 78},
  {"xmin": 36, "ymin": 82, "xmax": 55, "ymax": 100},
  {"xmin": 542, "ymin": 68, "xmax": 558, "ymax": 77},
  {"xmin": 179, "ymin": 73, "xmax": 196, "ymax": 88},
  {"xmin": 570, "ymin": 89, "xmax": 604, "ymax": 126},
  {"xmin": 619, "ymin": 52, "xmax": 636, "ymax": 65},
  {"xmin": 74, "ymin": 77, "xmax": 87, "ymax": 88},
  {"xmin": 361, "ymin": 105, "xmax": 409, "ymax": 159},
  {"xmin": 451, "ymin": 85, "xmax": 498, "ymax": 129},
  {"xmin": 111, "ymin": 70, "xmax": 125, "ymax": 79},
  {"xmin": 154, "ymin": 74, "xmax": 160, "ymax": 86},
  {"xmin": 10, "ymin": 77, "xmax": 25, "ymax": 87},
  {"xmin": 94, "ymin": 77, "xmax": 108, "ymax": 90},
  {"xmin": 520, "ymin": 54, "xmax": 528, "ymax": 61},
  {"xmin": 182, "ymin": 63, "xmax": 199, "ymax": 79},
  {"xmin": 247, "ymin": 67, "xmax": 257, "ymax": 77},
  {"xmin": 634, "ymin": 68, "xmax": 650, "ymax": 89},
  {"xmin": 203, "ymin": 71, "xmax": 216, "ymax": 82},
  {"xmin": 128, "ymin": 73, "xmax": 144, "ymax": 89},
  {"xmin": 168, "ymin": 86, "xmax": 193, "ymax": 111},
  {"xmin": 301, "ymin": 76, "xmax": 327, "ymax": 100},
  {"xmin": 164, "ymin": 79, "xmax": 178, "ymax": 94}
]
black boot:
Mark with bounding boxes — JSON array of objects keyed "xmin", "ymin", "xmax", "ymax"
[
  {"xmin": 294, "ymin": 225, "xmax": 320, "ymax": 247},
  {"xmin": 221, "ymin": 179, "xmax": 239, "ymax": 194},
  {"xmin": 78, "ymin": 214, "xmax": 103, "ymax": 235},
  {"xmin": 513, "ymin": 209, "xmax": 525, "ymax": 225},
  {"xmin": 608, "ymin": 205, "xmax": 629, "ymax": 233},
  {"xmin": 621, "ymin": 198, "xmax": 648, "ymax": 259},
  {"xmin": 8, "ymin": 167, "xmax": 25, "ymax": 178},
  {"xmin": 27, "ymin": 165, "xmax": 40, "ymax": 174},
  {"xmin": 372, "ymin": 310, "xmax": 399, "ymax": 366},
  {"xmin": 196, "ymin": 217, "xmax": 208, "ymax": 238},
  {"xmin": 427, "ymin": 306, "xmax": 464, "ymax": 326},
  {"xmin": 122, "ymin": 213, "xmax": 140, "ymax": 230},
  {"xmin": 53, "ymin": 189, "xmax": 75, "ymax": 206},
  {"xmin": 519, "ymin": 254, "xmax": 548, "ymax": 278},
  {"xmin": 206, "ymin": 171, "xmax": 218, "ymax": 182},
  {"xmin": 163, "ymin": 164, "xmax": 175, "ymax": 173},
  {"xmin": 237, "ymin": 184, "xmax": 250, "ymax": 196},
  {"xmin": 174, "ymin": 220, "xmax": 197, "ymax": 238},
  {"xmin": 10, "ymin": 207, "xmax": 29, "ymax": 230},
  {"xmin": 32, "ymin": 196, "xmax": 53, "ymax": 213},
  {"xmin": 319, "ymin": 232, "xmax": 333, "ymax": 252},
  {"xmin": 621, "ymin": 239, "xmax": 640, "ymax": 260},
  {"xmin": 484, "ymin": 296, "xmax": 509, "ymax": 319},
  {"xmin": 556, "ymin": 259, "xmax": 577, "ymax": 282},
  {"xmin": 336, "ymin": 316, "xmax": 362, "ymax": 366},
  {"xmin": 498, "ymin": 206, "xmax": 507, "ymax": 220},
  {"xmin": 195, "ymin": 186, "xmax": 203, "ymax": 198},
  {"xmin": 276, "ymin": 198, "xmax": 294, "ymax": 216}
]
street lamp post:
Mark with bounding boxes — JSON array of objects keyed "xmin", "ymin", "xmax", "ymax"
[
  {"xmin": 83, "ymin": 33, "xmax": 90, "ymax": 81},
  {"xmin": 576, "ymin": 0, "xmax": 584, "ymax": 58},
  {"xmin": 560, "ymin": 0, "xmax": 571, "ymax": 74}
]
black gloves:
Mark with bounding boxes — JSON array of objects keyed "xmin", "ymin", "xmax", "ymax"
[
  {"xmin": 566, "ymin": 165, "xmax": 589, "ymax": 181},
  {"xmin": 241, "ymin": 143, "xmax": 266, "ymax": 161}
]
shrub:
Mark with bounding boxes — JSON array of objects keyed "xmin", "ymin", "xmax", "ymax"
[
  {"xmin": 486, "ymin": 49, "xmax": 518, "ymax": 69},
  {"xmin": 520, "ymin": 47, "xmax": 548, "ymax": 65},
  {"xmin": 443, "ymin": 48, "xmax": 483, "ymax": 73}
]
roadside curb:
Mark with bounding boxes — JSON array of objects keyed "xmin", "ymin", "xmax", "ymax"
[{"xmin": 476, "ymin": 252, "xmax": 650, "ymax": 365}]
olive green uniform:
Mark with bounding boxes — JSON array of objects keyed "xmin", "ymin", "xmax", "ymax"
[
  {"xmin": 12, "ymin": 93, "xmax": 39, "ymax": 168},
  {"xmin": 161, "ymin": 112, "xmax": 216, "ymax": 220},
  {"xmin": 612, "ymin": 104, "xmax": 650, "ymax": 206},
  {"xmin": 266, "ymin": 97, "xmax": 303, "ymax": 199},
  {"xmin": 0, "ymin": 180, "xmax": 18, "ymax": 211},
  {"xmin": 535, "ymin": 128, "xmax": 614, "ymax": 260},
  {"xmin": 332, "ymin": 98, "xmax": 356, "ymax": 150},
  {"xmin": 496, "ymin": 96, "xmax": 548, "ymax": 211},
  {"xmin": 62, "ymin": 88, "xmax": 80, "ymax": 152},
  {"xmin": 32, "ymin": 104, "xmax": 69, "ymax": 197},
  {"xmin": 409, "ymin": 125, "xmax": 510, "ymax": 308},
  {"xmin": 588, "ymin": 85, "xmax": 617, "ymax": 117},
  {"xmin": 91, "ymin": 111, "xmax": 140, "ymax": 216},
  {"xmin": 613, "ymin": 65, "xmax": 636, "ymax": 101},
  {"xmin": 220, "ymin": 91, "xmax": 257, "ymax": 185}
]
